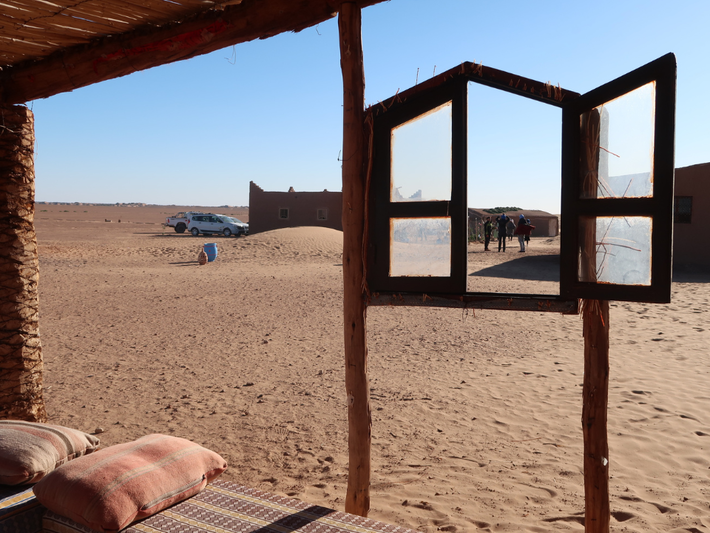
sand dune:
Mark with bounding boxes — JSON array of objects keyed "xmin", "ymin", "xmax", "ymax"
[
  {"xmin": 231, "ymin": 227, "xmax": 344, "ymax": 263},
  {"xmin": 33, "ymin": 205, "xmax": 710, "ymax": 532}
]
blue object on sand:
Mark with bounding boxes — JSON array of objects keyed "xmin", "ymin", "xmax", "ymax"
[{"xmin": 203, "ymin": 243, "xmax": 218, "ymax": 262}]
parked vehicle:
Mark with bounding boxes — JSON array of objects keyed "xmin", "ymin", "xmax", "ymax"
[
  {"xmin": 165, "ymin": 211, "xmax": 204, "ymax": 234},
  {"xmin": 226, "ymin": 217, "xmax": 249, "ymax": 235},
  {"xmin": 187, "ymin": 214, "xmax": 248, "ymax": 237}
]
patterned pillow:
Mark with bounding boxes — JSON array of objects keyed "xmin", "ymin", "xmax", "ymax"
[
  {"xmin": 0, "ymin": 421, "xmax": 101, "ymax": 486},
  {"xmin": 32, "ymin": 434, "xmax": 227, "ymax": 533}
]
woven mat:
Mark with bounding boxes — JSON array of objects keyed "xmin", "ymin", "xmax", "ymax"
[
  {"xmin": 43, "ymin": 479, "xmax": 420, "ymax": 532},
  {"xmin": 0, "ymin": 485, "xmax": 43, "ymax": 533}
]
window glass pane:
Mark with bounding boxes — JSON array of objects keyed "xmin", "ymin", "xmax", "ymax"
[
  {"xmin": 674, "ymin": 196, "xmax": 692, "ymax": 224},
  {"xmin": 578, "ymin": 216, "xmax": 652, "ymax": 285},
  {"xmin": 390, "ymin": 217, "xmax": 451, "ymax": 277},
  {"xmin": 580, "ymin": 82, "xmax": 655, "ymax": 199},
  {"xmin": 391, "ymin": 102, "xmax": 452, "ymax": 202}
]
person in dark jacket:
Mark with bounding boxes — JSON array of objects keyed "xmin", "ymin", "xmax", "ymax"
[
  {"xmin": 497, "ymin": 214, "xmax": 509, "ymax": 252},
  {"xmin": 506, "ymin": 218, "xmax": 516, "ymax": 242},
  {"xmin": 525, "ymin": 218, "xmax": 532, "ymax": 247},
  {"xmin": 483, "ymin": 216, "xmax": 493, "ymax": 251},
  {"xmin": 514, "ymin": 214, "xmax": 535, "ymax": 252}
]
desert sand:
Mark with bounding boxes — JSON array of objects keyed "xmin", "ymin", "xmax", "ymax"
[{"xmin": 33, "ymin": 204, "xmax": 709, "ymax": 532}]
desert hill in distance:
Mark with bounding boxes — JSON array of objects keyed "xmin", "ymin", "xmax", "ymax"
[{"xmin": 35, "ymin": 202, "xmax": 250, "ymax": 225}]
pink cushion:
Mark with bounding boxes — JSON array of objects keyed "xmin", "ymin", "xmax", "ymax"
[
  {"xmin": 0, "ymin": 420, "xmax": 101, "ymax": 486},
  {"xmin": 32, "ymin": 434, "xmax": 227, "ymax": 532}
]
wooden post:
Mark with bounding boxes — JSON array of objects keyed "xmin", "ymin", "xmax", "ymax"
[
  {"xmin": 580, "ymin": 108, "xmax": 610, "ymax": 532},
  {"xmin": 579, "ymin": 110, "xmax": 600, "ymax": 284},
  {"xmin": 582, "ymin": 299, "xmax": 610, "ymax": 533},
  {"xmin": 0, "ymin": 103, "xmax": 46, "ymax": 422},
  {"xmin": 338, "ymin": 2, "xmax": 371, "ymax": 517}
]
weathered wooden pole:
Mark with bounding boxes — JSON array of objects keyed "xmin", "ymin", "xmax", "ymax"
[
  {"xmin": 338, "ymin": 2, "xmax": 371, "ymax": 517},
  {"xmin": 582, "ymin": 299, "xmax": 610, "ymax": 532},
  {"xmin": 580, "ymin": 108, "xmax": 610, "ymax": 532},
  {"xmin": 0, "ymin": 103, "xmax": 46, "ymax": 422}
]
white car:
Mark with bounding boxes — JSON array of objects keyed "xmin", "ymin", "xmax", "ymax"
[
  {"xmin": 226, "ymin": 217, "xmax": 249, "ymax": 235},
  {"xmin": 187, "ymin": 214, "xmax": 248, "ymax": 237}
]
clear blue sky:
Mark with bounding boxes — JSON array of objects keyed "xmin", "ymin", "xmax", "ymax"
[{"xmin": 31, "ymin": 0, "xmax": 710, "ymax": 214}]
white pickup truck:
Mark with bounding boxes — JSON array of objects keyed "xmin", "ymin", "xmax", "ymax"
[{"xmin": 164, "ymin": 211, "xmax": 204, "ymax": 234}]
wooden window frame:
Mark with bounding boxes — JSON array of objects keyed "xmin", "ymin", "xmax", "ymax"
[{"xmin": 366, "ymin": 55, "xmax": 676, "ymax": 311}]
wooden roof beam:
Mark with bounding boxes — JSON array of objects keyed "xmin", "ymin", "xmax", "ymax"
[{"xmin": 0, "ymin": 0, "xmax": 386, "ymax": 104}]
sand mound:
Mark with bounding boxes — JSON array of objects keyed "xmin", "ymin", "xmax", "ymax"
[
  {"xmin": 230, "ymin": 226, "xmax": 343, "ymax": 263},
  {"xmin": 247, "ymin": 226, "xmax": 342, "ymax": 249}
]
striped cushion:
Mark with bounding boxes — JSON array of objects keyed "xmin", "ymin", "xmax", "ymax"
[
  {"xmin": 0, "ymin": 421, "xmax": 101, "ymax": 486},
  {"xmin": 32, "ymin": 434, "xmax": 227, "ymax": 533}
]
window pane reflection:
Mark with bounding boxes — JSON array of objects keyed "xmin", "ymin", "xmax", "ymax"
[
  {"xmin": 580, "ymin": 82, "xmax": 655, "ymax": 199},
  {"xmin": 391, "ymin": 102, "xmax": 452, "ymax": 202},
  {"xmin": 578, "ymin": 216, "xmax": 652, "ymax": 285},
  {"xmin": 390, "ymin": 217, "xmax": 451, "ymax": 277}
]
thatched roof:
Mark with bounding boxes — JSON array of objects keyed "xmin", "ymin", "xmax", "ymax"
[{"xmin": 0, "ymin": 0, "xmax": 386, "ymax": 104}]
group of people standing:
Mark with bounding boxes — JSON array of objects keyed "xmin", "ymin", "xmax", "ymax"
[{"xmin": 483, "ymin": 214, "xmax": 536, "ymax": 252}]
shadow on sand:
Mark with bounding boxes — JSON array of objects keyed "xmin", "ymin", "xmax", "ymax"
[
  {"xmin": 470, "ymin": 254, "xmax": 560, "ymax": 282},
  {"xmin": 471, "ymin": 255, "xmax": 708, "ymax": 284},
  {"xmin": 672, "ymin": 265, "xmax": 710, "ymax": 284}
]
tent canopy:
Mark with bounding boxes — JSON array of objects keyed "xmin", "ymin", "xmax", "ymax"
[{"xmin": 0, "ymin": 0, "xmax": 385, "ymax": 104}]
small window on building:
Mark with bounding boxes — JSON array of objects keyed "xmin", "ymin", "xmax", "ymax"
[
  {"xmin": 279, "ymin": 208, "xmax": 289, "ymax": 220},
  {"xmin": 317, "ymin": 208, "xmax": 328, "ymax": 221},
  {"xmin": 674, "ymin": 196, "xmax": 692, "ymax": 224}
]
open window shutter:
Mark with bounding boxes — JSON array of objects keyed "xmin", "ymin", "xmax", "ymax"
[
  {"xmin": 560, "ymin": 53, "xmax": 676, "ymax": 303},
  {"xmin": 368, "ymin": 78, "xmax": 468, "ymax": 294}
]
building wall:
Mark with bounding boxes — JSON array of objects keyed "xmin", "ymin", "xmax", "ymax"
[
  {"xmin": 249, "ymin": 181, "xmax": 343, "ymax": 235},
  {"xmin": 674, "ymin": 162, "xmax": 710, "ymax": 267}
]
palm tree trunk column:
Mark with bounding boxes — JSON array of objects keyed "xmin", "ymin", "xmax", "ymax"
[{"xmin": 0, "ymin": 103, "xmax": 46, "ymax": 422}]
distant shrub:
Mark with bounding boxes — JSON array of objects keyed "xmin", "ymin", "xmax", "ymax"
[{"xmin": 484, "ymin": 206, "xmax": 522, "ymax": 214}]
